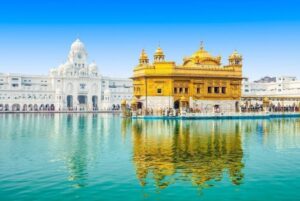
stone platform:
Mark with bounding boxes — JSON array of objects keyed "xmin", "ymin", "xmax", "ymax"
[{"xmin": 132, "ymin": 112, "xmax": 300, "ymax": 120}]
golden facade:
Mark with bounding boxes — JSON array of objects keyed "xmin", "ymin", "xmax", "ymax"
[{"xmin": 132, "ymin": 44, "xmax": 243, "ymax": 113}]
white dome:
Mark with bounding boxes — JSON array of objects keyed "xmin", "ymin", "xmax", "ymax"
[
  {"xmin": 104, "ymin": 89, "xmax": 111, "ymax": 94},
  {"xmin": 89, "ymin": 62, "xmax": 98, "ymax": 72},
  {"xmin": 71, "ymin": 38, "xmax": 85, "ymax": 52}
]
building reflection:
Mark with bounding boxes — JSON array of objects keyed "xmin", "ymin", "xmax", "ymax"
[
  {"xmin": 53, "ymin": 113, "xmax": 105, "ymax": 189},
  {"xmin": 128, "ymin": 119, "xmax": 244, "ymax": 190},
  {"xmin": 240, "ymin": 118, "xmax": 300, "ymax": 149}
]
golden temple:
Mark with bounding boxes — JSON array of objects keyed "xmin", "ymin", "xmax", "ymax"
[{"xmin": 131, "ymin": 43, "xmax": 243, "ymax": 114}]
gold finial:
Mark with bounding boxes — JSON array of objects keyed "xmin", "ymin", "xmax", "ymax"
[
  {"xmin": 200, "ymin": 41, "xmax": 204, "ymax": 50},
  {"xmin": 140, "ymin": 49, "xmax": 147, "ymax": 56}
]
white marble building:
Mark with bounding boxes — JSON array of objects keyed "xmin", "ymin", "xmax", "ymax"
[
  {"xmin": 242, "ymin": 76, "xmax": 300, "ymax": 107},
  {"xmin": 101, "ymin": 77, "xmax": 133, "ymax": 110},
  {"xmin": 0, "ymin": 39, "xmax": 102, "ymax": 112}
]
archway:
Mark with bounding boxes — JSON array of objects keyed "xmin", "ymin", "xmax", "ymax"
[
  {"xmin": 50, "ymin": 104, "xmax": 55, "ymax": 111},
  {"xmin": 45, "ymin": 104, "xmax": 49, "ymax": 111},
  {"xmin": 92, "ymin": 96, "xmax": 98, "ymax": 110},
  {"xmin": 4, "ymin": 104, "xmax": 9, "ymax": 111},
  {"xmin": 174, "ymin": 100, "xmax": 180, "ymax": 109},
  {"xmin": 40, "ymin": 104, "xmax": 45, "ymax": 111},
  {"xmin": 137, "ymin": 102, "xmax": 143, "ymax": 109},
  {"xmin": 0, "ymin": 104, "xmax": 3, "ymax": 111},
  {"xmin": 235, "ymin": 101, "xmax": 240, "ymax": 113},
  {"xmin": 78, "ymin": 95, "xmax": 87, "ymax": 111},
  {"xmin": 34, "ymin": 104, "xmax": 38, "ymax": 111},
  {"xmin": 23, "ymin": 104, "xmax": 27, "ymax": 111},
  {"xmin": 214, "ymin": 105, "xmax": 220, "ymax": 113},
  {"xmin": 12, "ymin": 104, "xmax": 20, "ymax": 111},
  {"xmin": 28, "ymin": 104, "xmax": 33, "ymax": 111},
  {"xmin": 67, "ymin": 95, "xmax": 73, "ymax": 110}
]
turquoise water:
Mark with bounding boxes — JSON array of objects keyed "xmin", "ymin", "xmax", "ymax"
[{"xmin": 0, "ymin": 114, "xmax": 300, "ymax": 201}]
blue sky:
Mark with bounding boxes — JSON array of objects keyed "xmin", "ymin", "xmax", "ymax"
[{"xmin": 0, "ymin": 0, "xmax": 300, "ymax": 80}]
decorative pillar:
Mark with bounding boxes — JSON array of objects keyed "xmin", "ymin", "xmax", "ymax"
[
  {"xmin": 262, "ymin": 97, "xmax": 270, "ymax": 113},
  {"xmin": 131, "ymin": 98, "xmax": 138, "ymax": 116},
  {"xmin": 180, "ymin": 96, "xmax": 188, "ymax": 114},
  {"xmin": 121, "ymin": 99, "xmax": 128, "ymax": 117}
]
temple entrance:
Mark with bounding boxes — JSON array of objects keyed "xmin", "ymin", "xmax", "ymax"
[
  {"xmin": 214, "ymin": 105, "xmax": 220, "ymax": 113},
  {"xmin": 78, "ymin": 95, "xmax": 87, "ymax": 111},
  {"xmin": 4, "ymin": 104, "xmax": 9, "ymax": 111},
  {"xmin": 137, "ymin": 102, "xmax": 143, "ymax": 109},
  {"xmin": 12, "ymin": 104, "xmax": 20, "ymax": 111},
  {"xmin": 235, "ymin": 101, "xmax": 240, "ymax": 112},
  {"xmin": 23, "ymin": 104, "xmax": 27, "ymax": 111},
  {"xmin": 40, "ymin": 104, "xmax": 45, "ymax": 111},
  {"xmin": 5, "ymin": 104, "xmax": 9, "ymax": 111},
  {"xmin": 92, "ymin": 96, "xmax": 98, "ymax": 111},
  {"xmin": 174, "ymin": 100, "xmax": 180, "ymax": 109},
  {"xmin": 67, "ymin": 95, "xmax": 73, "ymax": 110}
]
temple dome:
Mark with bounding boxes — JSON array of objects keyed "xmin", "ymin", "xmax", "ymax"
[
  {"xmin": 154, "ymin": 47, "xmax": 164, "ymax": 56},
  {"xmin": 71, "ymin": 38, "xmax": 85, "ymax": 52},
  {"xmin": 140, "ymin": 49, "xmax": 148, "ymax": 60},
  {"xmin": 229, "ymin": 50, "xmax": 242, "ymax": 59},
  {"xmin": 89, "ymin": 62, "xmax": 98, "ymax": 72},
  {"xmin": 183, "ymin": 43, "xmax": 221, "ymax": 66},
  {"xmin": 192, "ymin": 46, "xmax": 213, "ymax": 59}
]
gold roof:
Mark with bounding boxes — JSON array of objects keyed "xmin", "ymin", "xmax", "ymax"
[
  {"xmin": 191, "ymin": 45, "xmax": 213, "ymax": 59},
  {"xmin": 183, "ymin": 43, "xmax": 221, "ymax": 66},
  {"xmin": 180, "ymin": 96, "xmax": 188, "ymax": 102}
]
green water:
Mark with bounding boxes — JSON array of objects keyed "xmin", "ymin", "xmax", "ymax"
[{"xmin": 0, "ymin": 114, "xmax": 300, "ymax": 201}]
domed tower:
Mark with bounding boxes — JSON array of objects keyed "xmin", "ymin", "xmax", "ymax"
[
  {"xmin": 229, "ymin": 50, "xmax": 242, "ymax": 66},
  {"xmin": 68, "ymin": 38, "xmax": 88, "ymax": 68},
  {"xmin": 139, "ymin": 49, "xmax": 149, "ymax": 65},
  {"xmin": 154, "ymin": 46, "xmax": 165, "ymax": 62},
  {"xmin": 89, "ymin": 61, "xmax": 98, "ymax": 76}
]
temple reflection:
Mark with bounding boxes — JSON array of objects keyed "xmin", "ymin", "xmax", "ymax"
[{"xmin": 129, "ymin": 119, "xmax": 244, "ymax": 190}]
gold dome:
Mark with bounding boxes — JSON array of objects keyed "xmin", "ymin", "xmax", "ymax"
[
  {"xmin": 154, "ymin": 47, "xmax": 164, "ymax": 56},
  {"xmin": 192, "ymin": 46, "xmax": 213, "ymax": 59},
  {"xmin": 183, "ymin": 43, "xmax": 221, "ymax": 66},
  {"xmin": 121, "ymin": 99, "xmax": 127, "ymax": 105},
  {"xmin": 140, "ymin": 49, "xmax": 148, "ymax": 59},
  {"xmin": 229, "ymin": 50, "xmax": 242, "ymax": 59},
  {"xmin": 131, "ymin": 98, "xmax": 138, "ymax": 105},
  {"xmin": 263, "ymin": 97, "xmax": 270, "ymax": 103}
]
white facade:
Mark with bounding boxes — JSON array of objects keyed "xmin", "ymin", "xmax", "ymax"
[
  {"xmin": 242, "ymin": 76, "xmax": 300, "ymax": 96},
  {"xmin": 0, "ymin": 39, "xmax": 103, "ymax": 112},
  {"xmin": 242, "ymin": 76, "xmax": 300, "ymax": 107},
  {"xmin": 101, "ymin": 77, "xmax": 133, "ymax": 110}
]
